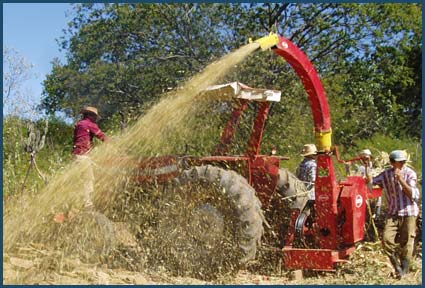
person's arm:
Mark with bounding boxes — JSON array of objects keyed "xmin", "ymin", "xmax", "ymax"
[
  {"xmin": 305, "ymin": 163, "xmax": 316, "ymax": 191},
  {"xmin": 96, "ymin": 130, "xmax": 108, "ymax": 142},
  {"xmin": 364, "ymin": 161, "xmax": 370, "ymax": 177},
  {"xmin": 89, "ymin": 122, "xmax": 108, "ymax": 141},
  {"xmin": 310, "ymin": 163, "xmax": 317, "ymax": 183},
  {"xmin": 366, "ymin": 173, "xmax": 373, "ymax": 184},
  {"xmin": 366, "ymin": 170, "xmax": 384, "ymax": 187}
]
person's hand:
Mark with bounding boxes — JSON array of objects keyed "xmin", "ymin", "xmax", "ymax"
[
  {"xmin": 366, "ymin": 173, "xmax": 373, "ymax": 183},
  {"xmin": 394, "ymin": 167, "xmax": 403, "ymax": 182}
]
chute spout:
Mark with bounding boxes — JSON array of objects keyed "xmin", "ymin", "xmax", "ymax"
[{"xmin": 252, "ymin": 33, "xmax": 279, "ymax": 51}]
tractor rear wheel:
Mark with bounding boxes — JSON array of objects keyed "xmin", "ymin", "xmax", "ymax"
[
  {"xmin": 148, "ymin": 165, "xmax": 264, "ymax": 279},
  {"xmin": 276, "ymin": 168, "xmax": 309, "ymax": 211},
  {"xmin": 267, "ymin": 168, "xmax": 309, "ymax": 247}
]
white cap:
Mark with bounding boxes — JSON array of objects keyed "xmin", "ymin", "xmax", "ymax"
[
  {"xmin": 389, "ymin": 150, "xmax": 408, "ymax": 162},
  {"xmin": 359, "ymin": 149, "xmax": 372, "ymax": 157}
]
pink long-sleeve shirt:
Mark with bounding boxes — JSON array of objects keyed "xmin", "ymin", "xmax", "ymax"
[{"xmin": 73, "ymin": 118, "xmax": 107, "ymax": 155}]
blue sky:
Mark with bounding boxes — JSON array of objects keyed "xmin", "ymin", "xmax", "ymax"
[{"xmin": 3, "ymin": 3, "xmax": 72, "ymax": 111}]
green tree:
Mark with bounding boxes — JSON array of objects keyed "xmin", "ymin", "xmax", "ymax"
[
  {"xmin": 40, "ymin": 3, "xmax": 421, "ymax": 141},
  {"xmin": 42, "ymin": 3, "xmax": 236, "ymax": 122}
]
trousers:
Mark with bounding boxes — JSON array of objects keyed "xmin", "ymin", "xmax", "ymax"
[
  {"xmin": 74, "ymin": 154, "xmax": 95, "ymax": 208},
  {"xmin": 382, "ymin": 215, "xmax": 417, "ymax": 261}
]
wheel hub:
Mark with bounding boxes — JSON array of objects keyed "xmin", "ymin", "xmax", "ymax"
[{"xmin": 189, "ymin": 204, "xmax": 224, "ymax": 247}]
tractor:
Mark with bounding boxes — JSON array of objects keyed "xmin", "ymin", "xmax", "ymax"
[
  {"xmin": 56, "ymin": 34, "xmax": 382, "ymax": 278},
  {"xmin": 98, "ymin": 34, "xmax": 383, "ymax": 277}
]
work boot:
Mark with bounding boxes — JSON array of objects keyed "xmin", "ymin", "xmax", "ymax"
[
  {"xmin": 389, "ymin": 255, "xmax": 403, "ymax": 278},
  {"xmin": 401, "ymin": 258, "xmax": 410, "ymax": 276}
]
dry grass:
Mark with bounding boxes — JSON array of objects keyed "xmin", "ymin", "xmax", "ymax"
[{"xmin": 3, "ymin": 240, "xmax": 422, "ymax": 285}]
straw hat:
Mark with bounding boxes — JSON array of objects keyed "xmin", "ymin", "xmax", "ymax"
[
  {"xmin": 300, "ymin": 144, "xmax": 317, "ymax": 157},
  {"xmin": 80, "ymin": 106, "xmax": 99, "ymax": 116}
]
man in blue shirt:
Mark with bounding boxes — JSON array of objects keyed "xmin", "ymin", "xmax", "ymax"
[{"xmin": 296, "ymin": 144, "xmax": 317, "ymax": 201}]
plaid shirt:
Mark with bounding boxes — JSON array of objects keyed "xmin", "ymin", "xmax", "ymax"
[
  {"xmin": 372, "ymin": 166, "xmax": 420, "ymax": 216},
  {"xmin": 73, "ymin": 118, "xmax": 107, "ymax": 155}
]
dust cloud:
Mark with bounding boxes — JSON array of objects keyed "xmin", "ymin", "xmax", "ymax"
[{"xmin": 3, "ymin": 42, "xmax": 260, "ymax": 258}]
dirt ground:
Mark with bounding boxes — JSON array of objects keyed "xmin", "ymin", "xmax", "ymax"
[{"xmin": 3, "ymin": 240, "xmax": 422, "ymax": 285}]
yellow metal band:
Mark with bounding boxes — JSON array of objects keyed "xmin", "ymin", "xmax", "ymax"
[
  {"xmin": 315, "ymin": 129, "xmax": 332, "ymax": 152},
  {"xmin": 254, "ymin": 33, "xmax": 279, "ymax": 51}
]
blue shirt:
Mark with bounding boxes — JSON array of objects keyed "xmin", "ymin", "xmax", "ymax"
[{"xmin": 296, "ymin": 158, "xmax": 317, "ymax": 192}]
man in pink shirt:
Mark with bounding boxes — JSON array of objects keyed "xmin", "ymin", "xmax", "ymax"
[
  {"xmin": 73, "ymin": 106, "xmax": 108, "ymax": 155},
  {"xmin": 73, "ymin": 106, "xmax": 108, "ymax": 208}
]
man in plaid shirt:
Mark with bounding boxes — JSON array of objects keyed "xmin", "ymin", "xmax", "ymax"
[{"xmin": 367, "ymin": 150, "xmax": 420, "ymax": 279}]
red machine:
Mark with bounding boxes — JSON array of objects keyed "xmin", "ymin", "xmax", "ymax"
[
  {"xmin": 102, "ymin": 34, "xmax": 382, "ymax": 275},
  {"xmin": 255, "ymin": 34, "xmax": 380, "ymax": 270}
]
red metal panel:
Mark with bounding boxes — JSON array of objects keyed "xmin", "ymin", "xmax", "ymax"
[
  {"xmin": 283, "ymin": 248, "xmax": 337, "ymax": 271},
  {"xmin": 367, "ymin": 187, "xmax": 383, "ymax": 199},
  {"xmin": 284, "ymin": 209, "xmax": 301, "ymax": 246},
  {"xmin": 314, "ymin": 154, "xmax": 339, "ymax": 249},
  {"xmin": 340, "ymin": 176, "xmax": 367, "ymax": 244},
  {"xmin": 282, "ymin": 247, "xmax": 356, "ymax": 271},
  {"xmin": 272, "ymin": 36, "xmax": 331, "ymax": 133}
]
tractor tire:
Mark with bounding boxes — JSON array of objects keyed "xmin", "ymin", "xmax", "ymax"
[
  {"xmin": 264, "ymin": 168, "xmax": 309, "ymax": 248},
  {"xmin": 147, "ymin": 165, "xmax": 264, "ymax": 279}
]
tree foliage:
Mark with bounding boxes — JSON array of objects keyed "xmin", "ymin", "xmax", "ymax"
[
  {"xmin": 41, "ymin": 3, "xmax": 422, "ymax": 143},
  {"xmin": 43, "ymin": 3, "xmax": 235, "ymax": 120}
]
